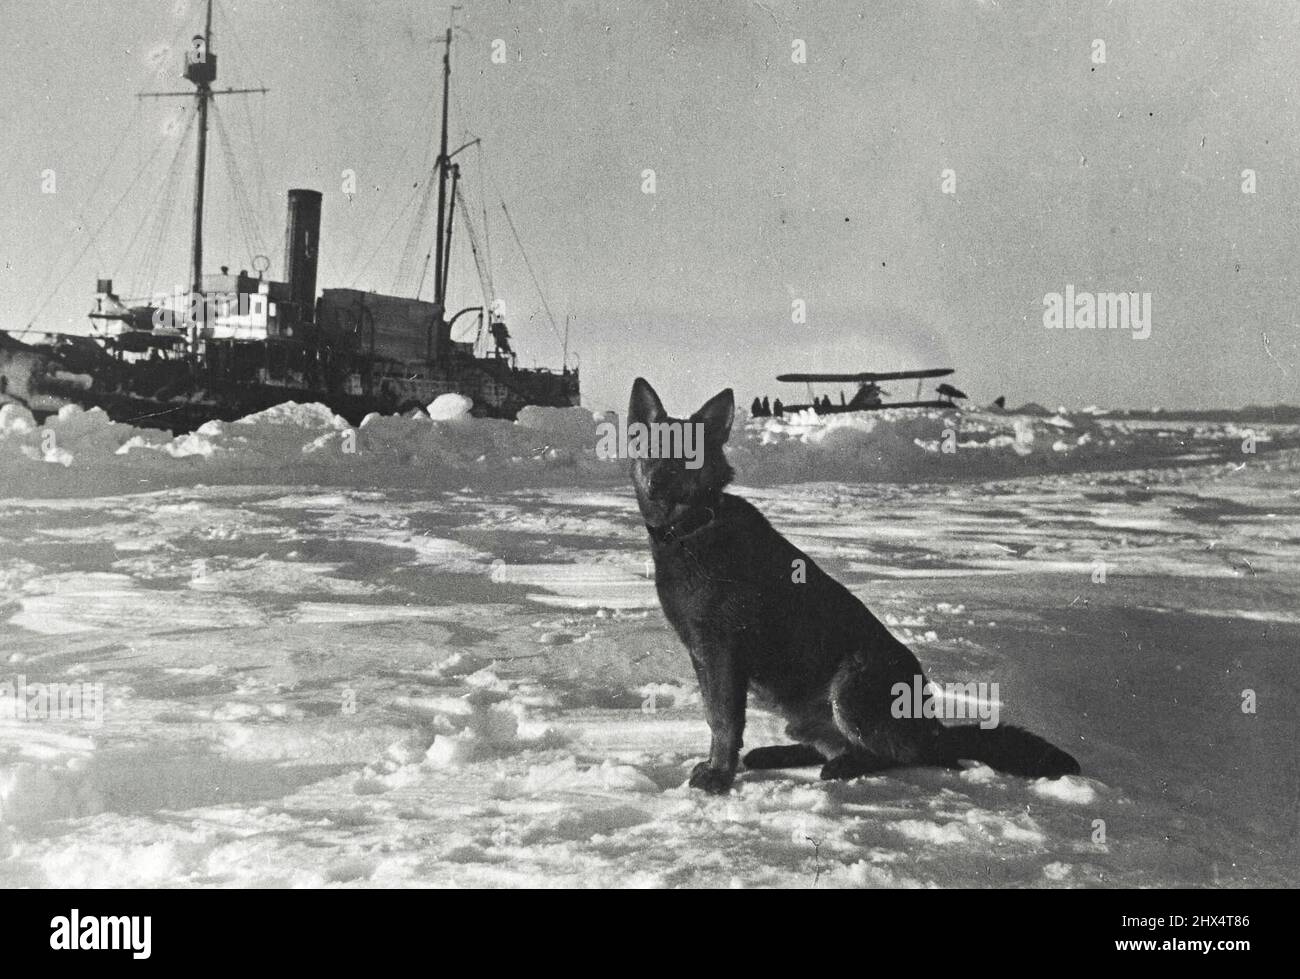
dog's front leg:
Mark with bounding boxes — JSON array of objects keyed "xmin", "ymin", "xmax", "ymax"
[{"xmin": 688, "ymin": 646, "xmax": 747, "ymax": 794}]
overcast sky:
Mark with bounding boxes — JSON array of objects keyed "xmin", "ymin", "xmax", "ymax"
[{"xmin": 2, "ymin": 0, "xmax": 1297, "ymax": 412}]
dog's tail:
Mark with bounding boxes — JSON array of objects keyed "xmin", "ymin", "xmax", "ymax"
[{"xmin": 937, "ymin": 724, "xmax": 1080, "ymax": 778}]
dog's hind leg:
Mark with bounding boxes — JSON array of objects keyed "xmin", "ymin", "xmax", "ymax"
[
  {"xmin": 828, "ymin": 650, "xmax": 948, "ymax": 771},
  {"xmin": 743, "ymin": 744, "xmax": 827, "ymax": 769}
]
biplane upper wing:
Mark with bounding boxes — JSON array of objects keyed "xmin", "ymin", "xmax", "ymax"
[{"xmin": 776, "ymin": 368, "xmax": 955, "ymax": 383}]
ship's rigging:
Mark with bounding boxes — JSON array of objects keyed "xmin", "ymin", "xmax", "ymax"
[
  {"xmin": 21, "ymin": 0, "xmax": 273, "ymax": 331},
  {"xmin": 22, "ymin": 0, "xmax": 565, "ymax": 366},
  {"xmin": 1, "ymin": 0, "xmax": 579, "ymax": 429}
]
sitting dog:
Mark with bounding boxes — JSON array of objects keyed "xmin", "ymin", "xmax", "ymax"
[{"xmin": 628, "ymin": 377, "xmax": 1080, "ymax": 794}]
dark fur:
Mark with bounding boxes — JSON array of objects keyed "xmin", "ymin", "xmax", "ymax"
[{"xmin": 629, "ymin": 377, "xmax": 1081, "ymax": 793}]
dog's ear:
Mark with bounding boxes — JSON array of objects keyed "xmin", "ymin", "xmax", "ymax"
[
  {"xmin": 629, "ymin": 377, "xmax": 666, "ymax": 426},
  {"xmin": 693, "ymin": 388, "xmax": 734, "ymax": 443}
]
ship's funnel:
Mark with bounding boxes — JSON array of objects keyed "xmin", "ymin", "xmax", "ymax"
[{"xmin": 284, "ymin": 189, "xmax": 323, "ymax": 321}]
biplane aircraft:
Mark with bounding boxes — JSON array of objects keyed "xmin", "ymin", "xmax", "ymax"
[{"xmin": 762, "ymin": 368, "xmax": 968, "ymax": 415}]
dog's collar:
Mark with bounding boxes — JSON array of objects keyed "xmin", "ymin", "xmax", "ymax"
[{"xmin": 645, "ymin": 503, "xmax": 718, "ymax": 544}]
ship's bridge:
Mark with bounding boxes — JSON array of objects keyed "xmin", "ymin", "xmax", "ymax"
[{"xmin": 92, "ymin": 269, "xmax": 297, "ymax": 345}]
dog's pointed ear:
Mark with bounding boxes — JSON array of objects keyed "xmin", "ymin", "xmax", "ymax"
[
  {"xmin": 693, "ymin": 388, "xmax": 734, "ymax": 443},
  {"xmin": 629, "ymin": 377, "xmax": 666, "ymax": 426}
]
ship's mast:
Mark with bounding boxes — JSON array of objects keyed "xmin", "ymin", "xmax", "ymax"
[
  {"xmin": 138, "ymin": 0, "xmax": 267, "ymax": 301},
  {"xmin": 191, "ymin": 0, "xmax": 215, "ymax": 295},
  {"xmin": 433, "ymin": 25, "xmax": 452, "ymax": 309}
]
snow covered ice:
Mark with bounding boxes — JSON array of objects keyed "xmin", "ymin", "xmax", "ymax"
[{"xmin": 1, "ymin": 400, "xmax": 1298, "ymax": 886}]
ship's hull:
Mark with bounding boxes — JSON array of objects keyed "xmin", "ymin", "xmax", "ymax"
[{"xmin": 0, "ymin": 331, "xmax": 579, "ymax": 434}]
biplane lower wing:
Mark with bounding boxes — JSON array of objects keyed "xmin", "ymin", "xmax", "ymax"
[{"xmin": 781, "ymin": 400, "xmax": 957, "ymax": 414}]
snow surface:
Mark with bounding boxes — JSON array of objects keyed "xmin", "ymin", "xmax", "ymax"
[
  {"xmin": 1, "ymin": 401, "xmax": 1298, "ymax": 886},
  {"xmin": 4, "ymin": 399, "xmax": 1296, "ymax": 498}
]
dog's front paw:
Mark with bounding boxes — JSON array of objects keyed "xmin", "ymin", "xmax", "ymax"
[{"xmin": 688, "ymin": 762, "xmax": 735, "ymax": 794}]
